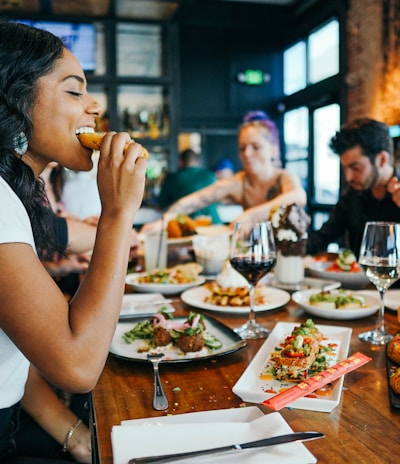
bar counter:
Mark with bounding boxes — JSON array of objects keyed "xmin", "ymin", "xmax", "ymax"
[{"xmin": 91, "ymin": 295, "xmax": 400, "ymax": 464}]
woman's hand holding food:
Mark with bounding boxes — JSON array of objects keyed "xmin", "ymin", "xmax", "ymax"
[{"xmin": 96, "ymin": 132, "xmax": 147, "ymax": 222}]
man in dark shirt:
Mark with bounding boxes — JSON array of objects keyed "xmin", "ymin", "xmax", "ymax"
[
  {"xmin": 158, "ymin": 148, "xmax": 221, "ymax": 223},
  {"xmin": 307, "ymin": 118, "xmax": 400, "ymax": 257}
]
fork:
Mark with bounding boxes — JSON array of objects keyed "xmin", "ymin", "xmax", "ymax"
[{"xmin": 147, "ymin": 353, "xmax": 168, "ymax": 410}]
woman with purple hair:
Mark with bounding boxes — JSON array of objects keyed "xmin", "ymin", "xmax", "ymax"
[{"xmin": 143, "ymin": 110, "xmax": 306, "ymax": 230}]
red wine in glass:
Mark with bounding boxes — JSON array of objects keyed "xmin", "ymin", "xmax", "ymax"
[
  {"xmin": 230, "ymin": 256, "xmax": 276, "ymax": 286},
  {"xmin": 230, "ymin": 221, "xmax": 276, "ymax": 339}
]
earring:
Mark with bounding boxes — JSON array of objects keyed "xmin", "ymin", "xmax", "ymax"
[{"xmin": 13, "ymin": 131, "xmax": 28, "ymax": 156}]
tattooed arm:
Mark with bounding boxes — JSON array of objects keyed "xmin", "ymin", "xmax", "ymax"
[
  {"xmin": 231, "ymin": 171, "xmax": 307, "ymax": 225},
  {"xmin": 141, "ymin": 174, "xmax": 243, "ymax": 232}
]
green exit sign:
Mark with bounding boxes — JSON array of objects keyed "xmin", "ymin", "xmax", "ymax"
[
  {"xmin": 237, "ymin": 69, "xmax": 268, "ymax": 86},
  {"xmin": 244, "ymin": 69, "xmax": 263, "ymax": 85}
]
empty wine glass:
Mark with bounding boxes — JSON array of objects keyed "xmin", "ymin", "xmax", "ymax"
[
  {"xmin": 358, "ymin": 221, "xmax": 400, "ymax": 345},
  {"xmin": 230, "ymin": 221, "xmax": 276, "ymax": 339}
]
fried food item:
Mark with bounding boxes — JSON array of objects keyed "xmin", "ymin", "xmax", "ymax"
[
  {"xmin": 77, "ymin": 132, "xmax": 149, "ymax": 158},
  {"xmin": 390, "ymin": 366, "xmax": 400, "ymax": 394},
  {"xmin": 176, "ymin": 333, "xmax": 204, "ymax": 353},
  {"xmin": 77, "ymin": 132, "xmax": 105, "ymax": 150},
  {"xmin": 166, "ymin": 214, "xmax": 197, "ymax": 238},
  {"xmin": 153, "ymin": 326, "xmax": 172, "ymax": 347},
  {"xmin": 204, "ymin": 281, "xmax": 268, "ymax": 307},
  {"xmin": 387, "ymin": 333, "xmax": 400, "ymax": 364},
  {"xmin": 167, "ymin": 219, "xmax": 182, "ymax": 238},
  {"xmin": 271, "ymin": 319, "xmax": 325, "ymax": 382}
]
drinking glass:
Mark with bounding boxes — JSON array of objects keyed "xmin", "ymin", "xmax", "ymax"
[
  {"xmin": 230, "ymin": 221, "xmax": 276, "ymax": 339},
  {"xmin": 358, "ymin": 221, "xmax": 400, "ymax": 345}
]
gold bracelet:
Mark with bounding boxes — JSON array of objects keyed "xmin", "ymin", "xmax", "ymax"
[{"xmin": 62, "ymin": 418, "xmax": 82, "ymax": 453}]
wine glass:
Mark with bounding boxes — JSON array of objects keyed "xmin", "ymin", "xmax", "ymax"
[
  {"xmin": 358, "ymin": 221, "xmax": 400, "ymax": 345},
  {"xmin": 230, "ymin": 221, "xmax": 276, "ymax": 339}
]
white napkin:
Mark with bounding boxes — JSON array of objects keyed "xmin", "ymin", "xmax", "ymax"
[
  {"xmin": 119, "ymin": 293, "xmax": 170, "ymax": 317},
  {"xmin": 111, "ymin": 408, "xmax": 316, "ymax": 464}
]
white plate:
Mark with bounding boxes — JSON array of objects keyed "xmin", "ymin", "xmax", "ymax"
[
  {"xmin": 292, "ymin": 289, "xmax": 380, "ymax": 320},
  {"xmin": 125, "ymin": 273, "xmax": 205, "ymax": 295},
  {"xmin": 119, "ymin": 293, "xmax": 173, "ymax": 319},
  {"xmin": 306, "ymin": 257, "xmax": 370, "ymax": 289},
  {"xmin": 263, "ymin": 273, "xmax": 341, "ymax": 292},
  {"xmin": 181, "ymin": 285, "xmax": 290, "ymax": 314},
  {"xmin": 111, "ymin": 407, "xmax": 316, "ymax": 464},
  {"xmin": 232, "ymin": 321, "xmax": 352, "ymax": 412},
  {"xmin": 110, "ymin": 315, "xmax": 245, "ymax": 362},
  {"xmin": 358, "ymin": 289, "xmax": 400, "ymax": 312}
]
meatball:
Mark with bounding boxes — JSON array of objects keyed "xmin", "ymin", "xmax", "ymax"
[
  {"xmin": 176, "ymin": 333, "xmax": 204, "ymax": 353},
  {"xmin": 153, "ymin": 326, "xmax": 172, "ymax": 346},
  {"xmin": 387, "ymin": 333, "xmax": 400, "ymax": 365}
]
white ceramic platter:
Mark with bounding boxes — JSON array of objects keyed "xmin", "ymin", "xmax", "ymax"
[
  {"xmin": 181, "ymin": 285, "xmax": 290, "ymax": 314},
  {"xmin": 125, "ymin": 273, "xmax": 205, "ymax": 295},
  {"xmin": 112, "ymin": 407, "xmax": 316, "ymax": 464},
  {"xmin": 306, "ymin": 257, "xmax": 370, "ymax": 289},
  {"xmin": 292, "ymin": 289, "xmax": 380, "ymax": 320},
  {"xmin": 232, "ymin": 321, "xmax": 352, "ymax": 412}
]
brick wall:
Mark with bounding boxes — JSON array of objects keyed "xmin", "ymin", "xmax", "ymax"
[{"xmin": 346, "ymin": 0, "xmax": 400, "ymax": 125}]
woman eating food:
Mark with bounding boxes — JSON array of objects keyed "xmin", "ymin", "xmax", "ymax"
[{"xmin": 0, "ymin": 21, "xmax": 147, "ymax": 462}]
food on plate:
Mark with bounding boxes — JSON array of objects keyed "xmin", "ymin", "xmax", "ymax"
[
  {"xmin": 77, "ymin": 131, "xmax": 149, "ymax": 158},
  {"xmin": 309, "ymin": 290, "xmax": 365, "ymax": 309},
  {"xmin": 136, "ymin": 263, "xmax": 203, "ymax": 285},
  {"xmin": 167, "ymin": 213, "xmax": 198, "ymax": 238},
  {"xmin": 387, "ymin": 333, "xmax": 400, "ymax": 365},
  {"xmin": 122, "ymin": 308, "xmax": 222, "ymax": 353},
  {"xmin": 390, "ymin": 366, "xmax": 400, "ymax": 394},
  {"xmin": 327, "ymin": 249, "xmax": 361, "ymax": 273},
  {"xmin": 203, "ymin": 261, "xmax": 267, "ymax": 307},
  {"xmin": 270, "ymin": 319, "xmax": 330, "ymax": 382}
]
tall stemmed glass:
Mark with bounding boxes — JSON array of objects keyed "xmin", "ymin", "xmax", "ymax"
[
  {"xmin": 358, "ymin": 221, "xmax": 400, "ymax": 345},
  {"xmin": 230, "ymin": 221, "xmax": 276, "ymax": 339}
]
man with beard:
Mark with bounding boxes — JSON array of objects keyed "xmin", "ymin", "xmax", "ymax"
[{"xmin": 307, "ymin": 118, "xmax": 400, "ymax": 258}]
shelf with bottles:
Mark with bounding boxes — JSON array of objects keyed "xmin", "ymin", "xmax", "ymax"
[{"xmin": 117, "ymin": 84, "xmax": 170, "ymax": 141}]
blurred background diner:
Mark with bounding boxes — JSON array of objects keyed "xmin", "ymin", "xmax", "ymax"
[
  {"xmin": 307, "ymin": 118, "xmax": 400, "ymax": 259},
  {"xmin": 157, "ymin": 148, "xmax": 221, "ymax": 224},
  {"xmin": 141, "ymin": 111, "xmax": 306, "ymax": 232}
]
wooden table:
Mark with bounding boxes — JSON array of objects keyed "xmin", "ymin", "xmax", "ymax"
[{"xmin": 91, "ymin": 294, "xmax": 400, "ymax": 464}]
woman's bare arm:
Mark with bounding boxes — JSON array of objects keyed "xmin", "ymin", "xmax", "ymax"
[{"xmin": 0, "ymin": 134, "xmax": 146, "ymax": 392}]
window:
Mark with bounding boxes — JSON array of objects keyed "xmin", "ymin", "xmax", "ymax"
[
  {"xmin": 117, "ymin": 23, "xmax": 163, "ymax": 77},
  {"xmin": 282, "ymin": 16, "xmax": 341, "ymax": 229},
  {"xmin": 313, "ymin": 104, "xmax": 341, "ymax": 204},
  {"xmin": 309, "ymin": 20, "xmax": 339, "ymax": 84},
  {"xmin": 283, "ymin": 42, "xmax": 306, "ymax": 95},
  {"xmin": 283, "ymin": 107, "xmax": 309, "ymax": 190},
  {"xmin": 283, "ymin": 18, "xmax": 339, "ymax": 96}
]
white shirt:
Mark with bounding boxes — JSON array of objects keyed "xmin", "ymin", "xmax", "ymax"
[
  {"xmin": 0, "ymin": 176, "xmax": 34, "ymax": 408},
  {"xmin": 62, "ymin": 168, "xmax": 101, "ymax": 220}
]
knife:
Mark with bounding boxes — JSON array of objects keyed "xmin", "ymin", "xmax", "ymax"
[{"xmin": 128, "ymin": 431, "xmax": 324, "ymax": 463}]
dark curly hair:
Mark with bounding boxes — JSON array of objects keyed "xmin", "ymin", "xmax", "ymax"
[
  {"xmin": 329, "ymin": 117, "xmax": 393, "ymax": 164},
  {"xmin": 0, "ymin": 21, "xmax": 65, "ymax": 259}
]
